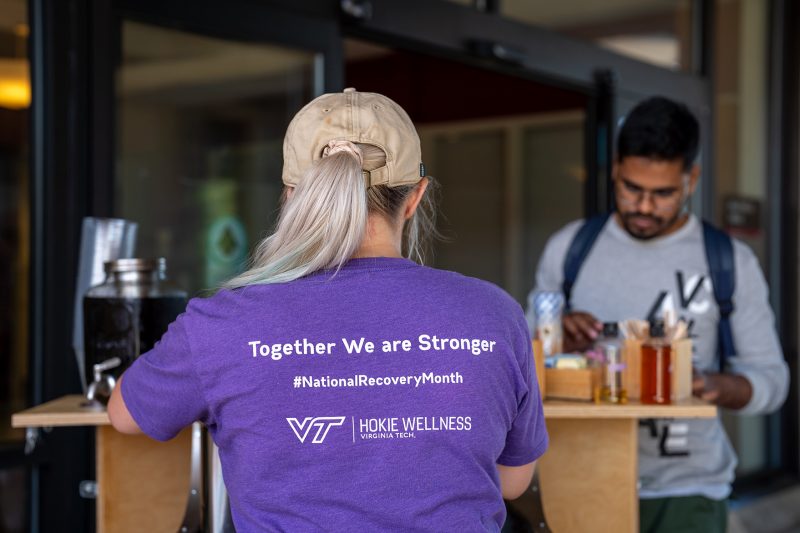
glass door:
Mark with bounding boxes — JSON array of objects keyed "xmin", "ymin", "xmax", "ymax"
[
  {"xmin": 117, "ymin": 22, "xmax": 321, "ymax": 292},
  {"xmin": 340, "ymin": 1, "xmax": 710, "ymax": 304},
  {"xmin": 27, "ymin": 3, "xmax": 343, "ymax": 529},
  {"xmin": 341, "ymin": 38, "xmax": 590, "ymax": 306},
  {"xmin": 114, "ymin": 1, "xmax": 340, "ymax": 294}
]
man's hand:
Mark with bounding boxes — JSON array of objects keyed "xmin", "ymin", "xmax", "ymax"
[
  {"xmin": 692, "ymin": 369, "xmax": 753, "ymax": 410},
  {"xmin": 562, "ymin": 311, "xmax": 603, "ymax": 352}
]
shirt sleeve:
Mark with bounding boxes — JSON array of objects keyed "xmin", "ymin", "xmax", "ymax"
[
  {"xmin": 726, "ymin": 243, "xmax": 789, "ymax": 416},
  {"xmin": 120, "ymin": 312, "xmax": 211, "ymax": 441},
  {"xmin": 497, "ymin": 315, "xmax": 549, "ymax": 466},
  {"xmin": 534, "ymin": 237, "xmax": 565, "ymax": 294}
]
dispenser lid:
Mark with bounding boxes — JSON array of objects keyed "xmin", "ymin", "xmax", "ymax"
[{"xmin": 104, "ymin": 258, "xmax": 166, "ymax": 274}]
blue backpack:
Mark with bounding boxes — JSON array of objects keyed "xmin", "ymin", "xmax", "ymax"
[{"xmin": 561, "ymin": 213, "xmax": 736, "ymax": 371}]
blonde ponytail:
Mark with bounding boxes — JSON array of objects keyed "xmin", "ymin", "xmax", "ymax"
[
  {"xmin": 224, "ymin": 149, "xmax": 367, "ymax": 288},
  {"xmin": 224, "ymin": 143, "xmax": 439, "ymax": 289}
]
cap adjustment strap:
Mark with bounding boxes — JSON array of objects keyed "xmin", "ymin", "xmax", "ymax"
[{"xmin": 362, "ymin": 166, "xmax": 390, "ymax": 187}]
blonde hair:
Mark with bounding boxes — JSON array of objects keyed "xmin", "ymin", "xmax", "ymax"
[{"xmin": 223, "ymin": 143, "xmax": 438, "ymax": 288}]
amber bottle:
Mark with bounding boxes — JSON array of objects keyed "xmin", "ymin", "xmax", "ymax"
[{"xmin": 641, "ymin": 320, "xmax": 671, "ymax": 405}]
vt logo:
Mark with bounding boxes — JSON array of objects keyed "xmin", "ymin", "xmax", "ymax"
[{"xmin": 287, "ymin": 417, "xmax": 346, "ymax": 444}]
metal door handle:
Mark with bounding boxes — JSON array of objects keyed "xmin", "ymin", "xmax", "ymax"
[{"xmin": 467, "ymin": 39, "xmax": 526, "ymax": 66}]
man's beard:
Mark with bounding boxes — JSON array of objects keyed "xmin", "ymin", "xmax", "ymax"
[{"xmin": 620, "ymin": 210, "xmax": 683, "ymax": 240}]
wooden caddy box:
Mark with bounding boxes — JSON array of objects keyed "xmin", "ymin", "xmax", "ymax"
[{"xmin": 533, "ymin": 338, "xmax": 693, "ymax": 402}]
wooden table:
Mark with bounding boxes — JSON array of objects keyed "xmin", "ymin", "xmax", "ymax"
[
  {"xmin": 510, "ymin": 398, "xmax": 717, "ymax": 532},
  {"xmin": 15, "ymin": 396, "xmax": 716, "ymax": 533},
  {"xmin": 13, "ymin": 395, "xmax": 193, "ymax": 533}
]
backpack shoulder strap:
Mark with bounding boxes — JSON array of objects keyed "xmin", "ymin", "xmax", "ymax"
[
  {"xmin": 702, "ymin": 220, "xmax": 737, "ymax": 370},
  {"xmin": 562, "ymin": 213, "xmax": 611, "ymax": 311}
]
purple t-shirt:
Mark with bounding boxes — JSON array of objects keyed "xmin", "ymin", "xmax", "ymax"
[{"xmin": 122, "ymin": 257, "xmax": 548, "ymax": 532}]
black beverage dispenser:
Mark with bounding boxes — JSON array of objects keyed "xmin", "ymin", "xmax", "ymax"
[{"xmin": 83, "ymin": 258, "xmax": 187, "ymax": 385}]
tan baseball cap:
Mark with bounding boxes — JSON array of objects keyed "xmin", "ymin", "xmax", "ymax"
[{"xmin": 282, "ymin": 88, "xmax": 425, "ymax": 188}]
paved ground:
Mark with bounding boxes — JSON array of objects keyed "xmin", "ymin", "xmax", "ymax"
[{"xmin": 729, "ymin": 485, "xmax": 800, "ymax": 533}]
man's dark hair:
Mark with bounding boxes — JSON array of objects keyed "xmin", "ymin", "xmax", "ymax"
[{"xmin": 617, "ymin": 96, "xmax": 700, "ymax": 171}]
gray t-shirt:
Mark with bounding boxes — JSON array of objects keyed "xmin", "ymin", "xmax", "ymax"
[{"xmin": 531, "ymin": 214, "xmax": 789, "ymax": 499}]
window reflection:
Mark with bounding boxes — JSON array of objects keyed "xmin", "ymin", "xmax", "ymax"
[{"xmin": 117, "ymin": 22, "xmax": 318, "ymax": 293}]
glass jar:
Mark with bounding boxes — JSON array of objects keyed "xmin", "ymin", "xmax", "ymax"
[
  {"xmin": 597, "ymin": 322, "xmax": 627, "ymax": 404},
  {"xmin": 83, "ymin": 258, "xmax": 187, "ymax": 385},
  {"xmin": 532, "ymin": 291, "xmax": 564, "ymax": 357}
]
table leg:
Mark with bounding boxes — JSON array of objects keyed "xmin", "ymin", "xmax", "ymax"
[
  {"xmin": 95, "ymin": 426, "xmax": 192, "ymax": 533},
  {"xmin": 536, "ymin": 418, "xmax": 637, "ymax": 532}
]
